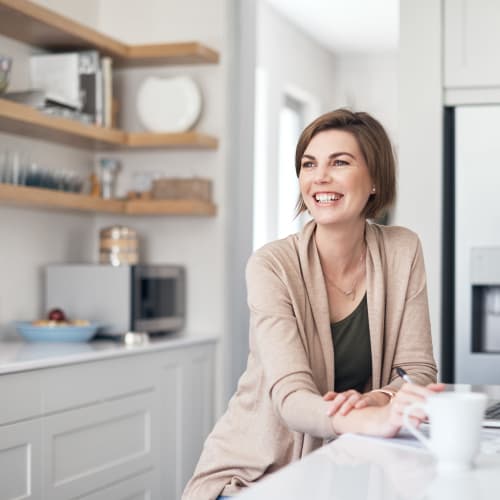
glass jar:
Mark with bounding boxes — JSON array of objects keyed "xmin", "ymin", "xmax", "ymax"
[{"xmin": 99, "ymin": 225, "xmax": 138, "ymax": 266}]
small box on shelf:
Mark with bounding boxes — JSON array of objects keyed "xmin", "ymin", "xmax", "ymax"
[{"xmin": 151, "ymin": 177, "xmax": 212, "ymax": 202}]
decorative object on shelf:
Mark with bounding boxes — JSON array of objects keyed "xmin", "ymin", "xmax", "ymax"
[
  {"xmin": 99, "ymin": 224, "xmax": 139, "ymax": 266},
  {"xmin": 136, "ymin": 76, "xmax": 202, "ymax": 133},
  {"xmin": 152, "ymin": 176, "xmax": 212, "ymax": 202},
  {"xmin": 123, "ymin": 331, "xmax": 149, "ymax": 346},
  {"xmin": 89, "ymin": 171, "xmax": 101, "ymax": 197},
  {"xmin": 0, "ymin": 55, "xmax": 12, "ymax": 93},
  {"xmin": 14, "ymin": 321, "xmax": 100, "ymax": 342},
  {"xmin": 0, "ymin": 150, "xmax": 84, "ymax": 192},
  {"xmin": 98, "ymin": 157, "xmax": 121, "ymax": 199}
]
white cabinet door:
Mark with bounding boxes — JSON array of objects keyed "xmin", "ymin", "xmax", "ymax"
[
  {"xmin": 43, "ymin": 391, "xmax": 159, "ymax": 500},
  {"xmin": 0, "ymin": 420, "xmax": 42, "ymax": 500},
  {"xmin": 157, "ymin": 343, "xmax": 215, "ymax": 499},
  {"xmin": 76, "ymin": 470, "xmax": 154, "ymax": 500},
  {"xmin": 445, "ymin": 0, "xmax": 500, "ymax": 87}
]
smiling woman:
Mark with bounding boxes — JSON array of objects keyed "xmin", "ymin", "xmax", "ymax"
[{"xmin": 182, "ymin": 109, "xmax": 439, "ymax": 500}]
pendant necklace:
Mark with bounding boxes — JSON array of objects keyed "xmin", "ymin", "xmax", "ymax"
[{"xmin": 325, "ymin": 245, "xmax": 366, "ymax": 301}]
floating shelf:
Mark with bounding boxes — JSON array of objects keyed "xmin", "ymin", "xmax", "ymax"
[
  {"xmin": 125, "ymin": 198, "xmax": 217, "ymax": 216},
  {"xmin": 0, "ymin": 99, "xmax": 219, "ymax": 150},
  {"xmin": 0, "ymin": 0, "xmax": 219, "ymax": 66},
  {"xmin": 0, "ymin": 98, "xmax": 125, "ymax": 149},
  {"xmin": 0, "ymin": 184, "xmax": 217, "ymax": 216},
  {"xmin": 126, "ymin": 131, "xmax": 218, "ymax": 149}
]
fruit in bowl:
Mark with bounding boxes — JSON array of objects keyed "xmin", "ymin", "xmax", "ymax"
[
  {"xmin": 48, "ymin": 307, "xmax": 66, "ymax": 322},
  {"xmin": 31, "ymin": 308, "xmax": 89, "ymax": 327}
]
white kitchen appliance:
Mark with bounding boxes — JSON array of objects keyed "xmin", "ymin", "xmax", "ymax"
[
  {"xmin": 45, "ymin": 264, "xmax": 186, "ymax": 336},
  {"xmin": 443, "ymin": 105, "xmax": 500, "ymax": 383}
]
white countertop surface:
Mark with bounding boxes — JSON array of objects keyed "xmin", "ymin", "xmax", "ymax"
[
  {"xmin": 0, "ymin": 335, "xmax": 218, "ymax": 375},
  {"xmin": 237, "ymin": 432, "xmax": 500, "ymax": 500}
]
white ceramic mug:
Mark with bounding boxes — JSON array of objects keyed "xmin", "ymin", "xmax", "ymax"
[{"xmin": 403, "ymin": 392, "xmax": 487, "ymax": 471}]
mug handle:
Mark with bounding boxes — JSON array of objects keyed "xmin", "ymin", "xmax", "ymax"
[{"xmin": 403, "ymin": 402, "xmax": 430, "ymax": 448}]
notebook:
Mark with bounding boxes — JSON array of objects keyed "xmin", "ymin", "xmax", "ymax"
[{"xmin": 483, "ymin": 400, "xmax": 500, "ymax": 428}]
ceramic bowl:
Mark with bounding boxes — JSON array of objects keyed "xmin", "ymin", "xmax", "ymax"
[{"xmin": 14, "ymin": 322, "xmax": 100, "ymax": 343}]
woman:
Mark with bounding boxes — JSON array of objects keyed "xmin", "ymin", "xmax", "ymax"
[{"xmin": 182, "ymin": 109, "xmax": 440, "ymax": 500}]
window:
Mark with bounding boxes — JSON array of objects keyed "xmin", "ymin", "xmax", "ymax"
[
  {"xmin": 253, "ymin": 82, "xmax": 308, "ymax": 250},
  {"xmin": 277, "ymin": 95, "xmax": 304, "ymax": 239}
]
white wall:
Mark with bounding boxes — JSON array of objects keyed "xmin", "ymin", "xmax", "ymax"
[
  {"xmin": 255, "ymin": 0, "xmax": 337, "ymax": 244},
  {"xmin": 32, "ymin": 0, "xmax": 100, "ymax": 28},
  {"xmin": 395, "ymin": 0, "xmax": 443, "ymax": 368},
  {"xmin": 332, "ymin": 53, "xmax": 399, "ymax": 146}
]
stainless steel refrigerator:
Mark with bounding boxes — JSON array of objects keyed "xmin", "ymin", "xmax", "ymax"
[{"xmin": 443, "ymin": 105, "xmax": 500, "ymax": 383}]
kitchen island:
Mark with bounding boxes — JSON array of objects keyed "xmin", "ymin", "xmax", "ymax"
[
  {"xmin": 0, "ymin": 335, "xmax": 217, "ymax": 500},
  {"xmin": 238, "ymin": 431, "xmax": 500, "ymax": 500}
]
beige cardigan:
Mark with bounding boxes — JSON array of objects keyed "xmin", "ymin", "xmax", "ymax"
[{"xmin": 182, "ymin": 221, "xmax": 437, "ymax": 500}]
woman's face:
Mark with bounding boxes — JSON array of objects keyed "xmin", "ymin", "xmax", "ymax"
[{"xmin": 299, "ymin": 129, "xmax": 374, "ymax": 227}]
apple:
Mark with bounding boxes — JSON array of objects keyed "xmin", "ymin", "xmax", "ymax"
[{"xmin": 47, "ymin": 308, "xmax": 66, "ymax": 322}]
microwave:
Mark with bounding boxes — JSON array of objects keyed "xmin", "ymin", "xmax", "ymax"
[{"xmin": 45, "ymin": 264, "xmax": 186, "ymax": 335}]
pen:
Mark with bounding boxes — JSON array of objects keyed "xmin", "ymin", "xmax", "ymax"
[{"xmin": 396, "ymin": 367, "xmax": 414, "ymax": 384}]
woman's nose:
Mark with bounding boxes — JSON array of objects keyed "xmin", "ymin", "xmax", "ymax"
[{"xmin": 314, "ymin": 163, "xmax": 331, "ymax": 183}]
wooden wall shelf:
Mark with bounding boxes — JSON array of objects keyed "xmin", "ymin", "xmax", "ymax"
[
  {"xmin": 126, "ymin": 131, "xmax": 218, "ymax": 149},
  {"xmin": 0, "ymin": 0, "xmax": 219, "ymax": 66},
  {"xmin": 0, "ymin": 184, "xmax": 217, "ymax": 216},
  {"xmin": 0, "ymin": 99, "xmax": 218, "ymax": 150}
]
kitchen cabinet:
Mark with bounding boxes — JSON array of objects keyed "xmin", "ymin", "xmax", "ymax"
[
  {"xmin": 0, "ymin": 420, "xmax": 42, "ymax": 500},
  {"xmin": 0, "ymin": 0, "xmax": 219, "ymax": 216},
  {"xmin": 0, "ymin": 338, "xmax": 216, "ymax": 500},
  {"xmin": 444, "ymin": 0, "xmax": 500, "ymax": 89}
]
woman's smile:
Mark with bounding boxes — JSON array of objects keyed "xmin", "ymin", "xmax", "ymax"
[{"xmin": 313, "ymin": 191, "xmax": 344, "ymax": 205}]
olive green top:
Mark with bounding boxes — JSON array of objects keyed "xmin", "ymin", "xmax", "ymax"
[{"xmin": 331, "ymin": 293, "xmax": 372, "ymax": 393}]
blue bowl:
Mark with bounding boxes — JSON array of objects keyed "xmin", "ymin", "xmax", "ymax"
[{"xmin": 15, "ymin": 322, "xmax": 100, "ymax": 343}]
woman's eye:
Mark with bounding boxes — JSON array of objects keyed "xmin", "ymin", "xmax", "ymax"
[
  {"xmin": 333, "ymin": 159, "xmax": 349, "ymax": 167},
  {"xmin": 301, "ymin": 161, "xmax": 314, "ymax": 169}
]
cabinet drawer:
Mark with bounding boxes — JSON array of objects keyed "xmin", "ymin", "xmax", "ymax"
[
  {"xmin": 42, "ymin": 353, "xmax": 155, "ymax": 413},
  {"xmin": 0, "ymin": 371, "xmax": 42, "ymax": 425},
  {"xmin": 43, "ymin": 391, "xmax": 156, "ymax": 500},
  {"xmin": 0, "ymin": 420, "xmax": 42, "ymax": 500},
  {"xmin": 78, "ymin": 470, "xmax": 156, "ymax": 500}
]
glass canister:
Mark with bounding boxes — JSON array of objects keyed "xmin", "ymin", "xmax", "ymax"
[{"xmin": 99, "ymin": 225, "xmax": 138, "ymax": 266}]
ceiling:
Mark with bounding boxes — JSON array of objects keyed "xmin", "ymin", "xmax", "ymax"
[{"xmin": 265, "ymin": 0, "xmax": 399, "ymax": 54}]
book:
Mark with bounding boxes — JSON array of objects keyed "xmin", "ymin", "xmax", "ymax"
[
  {"xmin": 78, "ymin": 51, "xmax": 102, "ymax": 125},
  {"xmin": 101, "ymin": 56, "xmax": 113, "ymax": 128}
]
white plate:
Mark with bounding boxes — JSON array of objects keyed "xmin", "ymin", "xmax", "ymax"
[{"xmin": 136, "ymin": 76, "xmax": 202, "ymax": 133}]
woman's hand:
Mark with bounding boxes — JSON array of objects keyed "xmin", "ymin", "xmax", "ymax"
[
  {"xmin": 323, "ymin": 389, "xmax": 388, "ymax": 417},
  {"xmin": 388, "ymin": 382, "xmax": 445, "ymax": 427},
  {"xmin": 367, "ymin": 382, "xmax": 446, "ymax": 438}
]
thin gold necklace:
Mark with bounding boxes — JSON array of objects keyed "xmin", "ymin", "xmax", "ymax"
[{"xmin": 324, "ymin": 245, "xmax": 366, "ymax": 301}]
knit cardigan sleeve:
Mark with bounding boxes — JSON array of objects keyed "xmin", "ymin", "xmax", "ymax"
[{"xmin": 246, "ymin": 251, "xmax": 336, "ymax": 439}]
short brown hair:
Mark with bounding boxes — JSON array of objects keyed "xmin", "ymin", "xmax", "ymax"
[{"xmin": 295, "ymin": 108, "xmax": 396, "ymax": 219}]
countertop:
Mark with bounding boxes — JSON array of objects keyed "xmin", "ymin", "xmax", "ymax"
[
  {"xmin": 0, "ymin": 335, "xmax": 218, "ymax": 375},
  {"xmin": 238, "ymin": 432, "xmax": 500, "ymax": 500}
]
